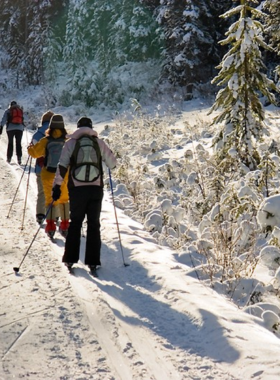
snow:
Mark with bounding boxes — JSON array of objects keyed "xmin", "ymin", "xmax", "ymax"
[
  {"xmin": 257, "ymin": 194, "xmax": 280, "ymax": 229},
  {"xmin": 1, "ymin": 91, "xmax": 280, "ymax": 380}
]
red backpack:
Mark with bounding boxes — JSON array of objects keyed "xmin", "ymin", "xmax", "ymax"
[{"xmin": 9, "ymin": 106, "xmax": 23, "ymax": 124}]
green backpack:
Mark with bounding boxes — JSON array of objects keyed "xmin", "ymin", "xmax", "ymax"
[{"xmin": 70, "ymin": 135, "xmax": 102, "ymax": 182}]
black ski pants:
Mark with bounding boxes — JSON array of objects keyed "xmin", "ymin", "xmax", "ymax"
[
  {"xmin": 62, "ymin": 186, "xmax": 103, "ymax": 266},
  {"xmin": 7, "ymin": 129, "xmax": 23, "ymax": 160}
]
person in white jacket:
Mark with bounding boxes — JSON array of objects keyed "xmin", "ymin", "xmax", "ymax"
[{"xmin": 52, "ymin": 116, "xmax": 117, "ymax": 272}]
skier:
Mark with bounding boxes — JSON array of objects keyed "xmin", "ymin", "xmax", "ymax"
[
  {"xmin": 31, "ymin": 110, "xmax": 54, "ymax": 224},
  {"xmin": 0, "ymin": 100, "xmax": 25, "ymax": 164},
  {"xmin": 28, "ymin": 114, "xmax": 70, "ymax": 238},
  {"xmin": 52, "ymin": 116, "xmax": 117, "ymax": 273}
]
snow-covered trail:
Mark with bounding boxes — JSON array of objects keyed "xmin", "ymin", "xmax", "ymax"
[
  {"xmin": 0, "ymin": 134, "xmax": 233, "ymax": 380},
  {"xmin": 0, "ymin": 144, "xmax": 236, "ymax": 380},
  {"xmin": 1, "ymin": 125, "xmax": 280, "ymax": 380},
  {"xmin": 0, "ymin": 132, "xmax": 236, "ymax": 380}
]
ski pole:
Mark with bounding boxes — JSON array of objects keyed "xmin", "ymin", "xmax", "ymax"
[
  {"xmin": 13, "ymin": 201, "xmax": 54, "ymax": 274},
  {"xmin": 20, "ymin": 157, "xmax": 33, "ymax": 230},
  {"xmin": 108, "ymin": 169, "xmax": 129, "ymax": 267},
  {"xmin": 25, "ymin": 125, "xmax": 29, "ymax": 145},
  {"xmin": 7, "ymin": 155, "xmax": 32, "ymax": 218},
  {"xmin": 81, "ymin": 220, "xmax": 86, "ymax": 237}
]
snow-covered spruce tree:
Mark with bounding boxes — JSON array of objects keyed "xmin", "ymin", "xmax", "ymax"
[
  {"xmin": 210, "ymin": 0, "xmax": 278, "ymax": 170},
  {"xmin": 63, "ymin": 0, "xmax": 163, "ymax": 107},
  {"xmin": 263, "ymin": 0, "xmax": 280, "ymax": 80},
  {"xmin": 109, "ymin": 0, "xmax": 163, "ymax": 66},
  {"xmin": 0, "ymin": 0, "xmax": 29, "ymax": 87},
  {"xmin": 87, "ymin": 0, "xmax": 116, "ymax": 74},
  {"xmin": 207, "ymin": 0, "xmax": 233, "ymax": 66},
  {"xmin": 24, "ymin": 1, "xmax": 53, "ymax": 85},
  {"xmin": 139, "ymin": 0, "xmax": 160, "ymax": 10},
  {"xmin": 155, "ymin": 0, "xmax": 231, "ymax": 96},
  {"xmin": 63, "ymin": 0, "xmax": 94, "ymax": 106},
  {"xmin": 27, "ymin": 1, "xmax": 68, "ymax": 86},
  {"xmin": 63, "ymin": 0, "xmax": 116, "ymax": 106},
  {"xmin": 0, "ymin": 0, "xmax": 68, "ymax": 87}
]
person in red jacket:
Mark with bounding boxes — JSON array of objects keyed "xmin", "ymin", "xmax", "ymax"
[{"xmin": 0, "ymin": 100, "xmax": 24, "ymax": 164}]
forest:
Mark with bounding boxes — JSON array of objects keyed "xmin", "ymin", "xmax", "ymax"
[{"xmin": 0, "ymin": 0, "xmax": 279, "ymax": 108}]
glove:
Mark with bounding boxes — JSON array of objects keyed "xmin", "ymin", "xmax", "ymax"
[
  {"xmin": 52, "ymin": 185, "xmax": 61, "ymax": 201},
  {"xmin": 0, "ymin": 126, "xmax": 3, "ymax": 135}
]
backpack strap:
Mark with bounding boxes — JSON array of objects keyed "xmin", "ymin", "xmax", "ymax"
[{"xmin": 44, "ymin": 136, "xmax": 51, "ymax": 167}]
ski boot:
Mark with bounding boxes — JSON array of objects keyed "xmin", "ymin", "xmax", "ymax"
[
  {"xmin": 88, "ymin": 265, "xmax": 98, "ymax": 277},
  {"xmin": 45, "ymin": 219, "xmax": 56, "ymax": 239},
  {"xmin": 65, "ymin": 262, "xmax": 74, "ymax": 273},
  {"xmin": 59, "ymin": 219, "xmax": 69, "ymax": 238}
]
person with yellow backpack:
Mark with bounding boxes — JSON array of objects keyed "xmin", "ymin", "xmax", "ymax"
[{"xmin": 28, "ymin": 114, "xmax": 69, "ymax": 238}]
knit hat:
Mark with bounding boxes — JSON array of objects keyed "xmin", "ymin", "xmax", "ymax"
[
  {"xmin": 77, "ymin": 117, "xmax": 92, "ymax": 129},
  {"xmin": 41, "ymin": 110, "xmax": 54, "ymax": 124},
  {"xmin": 49, "ymin": 114, "xmax": 65, "ymax": 129},
  {"xmin": 10, "ymin": 100, "xmax": 17, "ymax": 107}
]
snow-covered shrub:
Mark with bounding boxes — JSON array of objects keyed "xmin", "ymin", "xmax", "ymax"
[
  {"xmin": 273, "ymin": 267, "xmax": 280, "ymax": 290},
  {"xmin": 109, "ymin": 102, "xmax": 280, "ymax": 298},
  {"xmin": 144, "ymin": 210, "xmax": 163, "ymax": 233},
  {"xmin": 244, "ymin": 302, "xmax": 280, "ymax": 324},
  {"xmin": 262, "ymin": 310, "xmax": 280, "ymax": 334},
  {"xmin": 270, "ymin": 226, "xmax": 280, "ymax": 247},
  {"xmin": 257, "ymin": 195, "xmax": 280, "ymax": 232},
  {"xmin": 259, "ymin": 245, "xmax": 280, "ymax": 270}
]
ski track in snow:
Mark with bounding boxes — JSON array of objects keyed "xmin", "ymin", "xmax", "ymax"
[{"xmin": 0, "ymin": 132, "xmax": 241, "ymax": 380}]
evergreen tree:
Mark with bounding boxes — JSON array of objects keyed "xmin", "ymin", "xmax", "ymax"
[
  {"xmin": 0, "ymin": 0, "xmax": 27, "ymax": 86},
  {"xmin": 63, "ymin": 0, "xmax": 163, "ymax": 106},
  {"xmin": 88, "ymin": 0, "xmax": 117, "ymax": 73},
  {"xmin": 110, "ymin": 0, "xmax": 162, "ymax": 67},
  {"xmin": 210, "ymin": 0, "xmax": 278, "ymax": 169},
  {"xmin": 207, "ymin": 0, "xmax": 233, "ymax": 71},
  {"xmin": 63, "ymin": 0, "xmax": 90, "ymax": 75},
  {"xmin": 0, "ymin": 0, "xmax": 68, "ymax": 87},
  {"xmin": 263, "ymin": 0, "xmax": 280, "ymax": 78},
  {"xmin": 63, "ymin": 0, "xmax": 112, "ymax": 106},
  {"xmin": 23, "ymin": 1, "xmax": 51, "ymax": 85},
  {"xmin": 155, "ymin": 0, "xmax": 231, "ymax": 93},
  {"xmin": 139, "ymin": 0, "xmax": 160, "ymax": 11}
]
